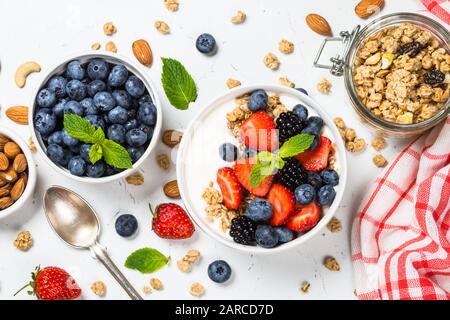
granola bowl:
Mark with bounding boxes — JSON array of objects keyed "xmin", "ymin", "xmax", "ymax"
[{"xmin": 177, "ymin": 85, "xmax": 348, "ymax": 254}]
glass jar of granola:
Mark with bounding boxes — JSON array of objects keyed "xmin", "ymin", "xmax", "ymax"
[{"xmin": 314, "ymin": 13, "xmax": 450, "ymax": 137}]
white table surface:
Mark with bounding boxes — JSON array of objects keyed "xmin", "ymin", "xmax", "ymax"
[{"xmin": 0, "ymin": 0, "xmax": 436, "ymax": 300}]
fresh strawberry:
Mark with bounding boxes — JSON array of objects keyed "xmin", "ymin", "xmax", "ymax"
[
  {"xmin": 151, "ymin": 203, "xmax": 195, "ymax": 239},
  {"xmin": 15, "ymin": 266, "xmax": 81, "ymax": 300},
  {"xmin": 239, "ymin": 111, "xmax": 278, "ymax": 151},
  {"xmin": 295, "ymin": 136, "xmax": 332, "ymax": 172},
  {"xmin": 234, "ymin": 157, "xmax": 274, "ymax": 197},
  {"xmin": 216, "ymin": 167, "xmax": 242, "ymax": 210},
  {"xmin": 286, "ymin": 202, "xmax": 321, "ymax": 232},
  {"xmin": 266, "ymin": 183, "xmax": 295, "ymax": 226}
]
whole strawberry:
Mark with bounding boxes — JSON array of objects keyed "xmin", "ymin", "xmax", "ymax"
[
  {"xmin": 151, "ymin": 203, "xmax": 195, "ymax": 239},
  {"xmin": 15, "ymin": 266, "xmax": 81, "ymax": 300}
]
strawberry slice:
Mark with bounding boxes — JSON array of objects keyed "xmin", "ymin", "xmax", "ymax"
[
  {"xmin": 286, "ymin": 202, "xmax": 321, "ymax": 232},
  {"xmin": 216, "ymin": 167, "xmax": 243, "ymax": 210},
  {"xmin": 239, "ymin": 111, "xmax": 278, "ymax": 151},
  {"xmin": 294, "ymin": 136, "xmax": 332, "ymax": 172},
  {"xmin": 234, "ymin": 158, "xmax": 274, "ymax": 197},
  {"xmin": 267, "ymin": 183, "xmax": 295, "ymax": 226}
]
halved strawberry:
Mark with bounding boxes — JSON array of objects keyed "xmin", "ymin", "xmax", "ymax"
[
  {"xmin": 234, "ymin": 158, "xmax": 273, "ymax": 197},
  {"xmin": 239, "ymin": 111, "xmax": 278, "ymax": 151},
  {"xmin": 294, "ymin": 136, "xmax": 332, "ymax": 172},
  {"xmin": 216, "ymin": 167, "xmax": 242, "ymax": 210},
  {"xmin": 286, "ymin": 202, "xmax": 321, "ymax": 232},
  {"xmin": 266, "ymin": 183, "xmax": 295, "ymax": 226}
]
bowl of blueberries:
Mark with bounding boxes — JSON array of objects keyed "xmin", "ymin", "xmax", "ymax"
[{"xmin": 30, "ymin": 52, "xmax": 162, "ymax": 183}]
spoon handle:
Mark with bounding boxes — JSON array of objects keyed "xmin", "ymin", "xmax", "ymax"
[{"xmin": 90, "ymin": 242, "xmax": 143, "ymax": 300}]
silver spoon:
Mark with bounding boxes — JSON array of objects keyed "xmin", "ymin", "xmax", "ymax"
[{"xmin": 43, "ymin": 186, "xmax": 143, "ymax": 300}]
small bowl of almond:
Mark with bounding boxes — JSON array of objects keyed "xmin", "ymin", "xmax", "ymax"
[{"xmin": 0, "ymin": 126, "xmax": 36, "ymax": 219}]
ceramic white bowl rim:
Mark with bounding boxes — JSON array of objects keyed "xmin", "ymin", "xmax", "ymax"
[
  {"xmin": 0, "ymin": 125, "xmax": 37, "ymax": 220},
  {"xmin": 29, "ymin": 51, "xmax": 162, "ymax": 184},
  {"xmin": 177, "ymin": 84, "xmax": 348, "ymax": 254}
]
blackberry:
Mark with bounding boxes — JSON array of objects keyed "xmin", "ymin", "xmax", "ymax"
[
  {"xmin": 424, "ymin": 70, "xmax": 445, "ymax": 86},
  {"xmin": 229, "ymin": 216, "xmax": 256, "ymax": 245},
  {"xmin": 276, "ymin": 111, "xmax": 305, "ymax": 144},
  {"xmin": 276, "ymin": 158, "xmax": 307, "ymax": 191},
  {"xmin": 397, "ymin": 41, "xmax": 421, "ymax": 58}
]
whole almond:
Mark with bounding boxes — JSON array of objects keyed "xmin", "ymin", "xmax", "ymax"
[
  {"xmin": 0, "ymin": 135, "xmax": 9, "ymax": 152},
  {"xmin": 0, "ymin": 197, "xmax": 14, "ymax": 209},
  {"xmin": 355, "ymin": 0, "xmax": 384, "ymax": 19},
  {"xmin": 163, "ymin": 180, "xmax": 180, "ymax": 198},
  {"xmin": 0, "ymin": 184, "xmax": 10, "ymax": 197},
  {"xmin": 306, "ymin": 14, "xmax": 332, "ymax": 36},
  {"xmin": 13, "ymin": 154, "xmax": 27, "ymax": 173},
  {"xmin": 20, "ymin": 172, "xmax": 28, "ymax": 185},
  {"xmin": 0, "ymin": 152, "xmax": 9, "ymax": 171},
  {"xmin": 132, "ymin": 39, "xmax": 153, "ymax": 67},
  {"xmin": 6, "ymin": 106, "xmax": 29, "ymax": 125},
  {"xmin": 162, "ymin": 130, "xmax": 183, "ymax": 148},
  {"xmin": 0, "ymin": 174, "xmax": 7, "ymax": 187},
  {"xmin": 11, "ymin": 177, "xmax": 25, "ymax": 201},
  {"xmin": 4, "ymin": 142, "xmax": 20, "ymax": 159},
  {"xmin": 1, "ymin": 166, "xmax": 18, "ymax": 183}
]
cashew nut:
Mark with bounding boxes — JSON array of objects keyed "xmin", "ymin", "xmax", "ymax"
[{"xmin": 15, "ymin": 61, "xmax": 41, "ymax": 88}]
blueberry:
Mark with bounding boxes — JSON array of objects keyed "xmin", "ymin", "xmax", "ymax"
[
  {"xmin": 85, "ymin": 115, "xmax": 106, "ymax": 131},
  {"xmin": 68, "ymin": 156, "xmax": 86, "ymax": 176},
  {"xmin": 124, "ymin": 119, "xmax": 139, "ymax": 131},
  {"xmin": 219, "ymin": 143, "xmax": 238, "ymax": 162},
  {"xmin": 242, "ymin": 147, "xmax": 257, "ymax": 158},
  {"xmin": 317, "ymin": 185, "xmax": 336, "ymax": 206},
  {"xmin": 139, "ymin": 94, "xmax": 152, "ymax": 105},
  {"xmin": 34, "ymin": 109, "xmax": 57, "ymax": 135},
  {"xmin": 62, "ymin": 129, "xmax": 79, "ymax": 147},
  {"xmin": 207, "ymin": 260, "xmax": 231, "ymax": 283},
  {"xmin": 46, "ymin": 144, "xmax": 65, "ymax": 165},
  {"xmin": 248, "ymin": 89, "xmax": 268, "ymax": 112},
  {"xmin": 274, "ymin": 227, "xmax": 294, "ymax": 243},
  {"xmin": 246, "ymin": 198, "xmax": 273, "ymax": 222},
  {"xmin": 301, "ymin": 125, "xmax": 320, "ymax": 137},
  {"xmin": 94, "ymin": 91, "xmax": 116, "ymax": 111},
  {"xmin": 105, "ymin": 165, "xmax": 121, "ymax": 176},
  {"xmin": 126, "ymin": 128, "xmax": 147, "ymax": 147},
  {"xmin": 53, "ymin": 99, "xmax": 68, "ymax": 117},
  {"xmin": 48, "ymin": 131, "xmax": 64, "ymax": 146},
  {"xmin": 296, "ymin": 88, "xmax": 308, "ymax": 95},
  {"xmin": 115, "ymin": 214, "xmax": 138, "ymax": 237},
  {"xmin": 108, "ymin": 64, "xmax": 129, "ymax": 87},
  {"xmin": 47, "ymin": 76, "xmax": 68, "ymax": 98},
  {"xmin": 255, "ymin": 225, "xmax": 279, "ymax": 248},
  {"xmin": 112, "ymin": 90, "xmax": 132, "ymax": 109},
  {"xmin": 309, "ymin": 134, "xmax": 320, "ymax": 151},
  {"xmin": 64, "ymin": 100, "xmax": 84, "ymax": 116},
  {"xmin": 61, "ymin": 148, "xmax": 74, "ymax": 167},
  {"xmin": 86, "ymin": 160, "xmax": 106, "ymax": 178},
  {"xmin": 80, "ymin": 98, "xmax": 97, "ymax": 115},
  {"xmin": 321, "ymin": 169, "xmax": 339, "ymax": 186},
  {"xmin": 108, "ymin": 106, "xmax": 128, "ymax": 125},
  {"xmin": 295, "ymin": 184, "xmax": 316, "ymax": 205},
  {"xmin": 79, "ymin": 144, "xmax": 92, "ymax": 163},
  {"xmin": 66, "ymin": 60, "xmax": 85, "ymax": 80},
  {"xmin": 138, "ymin": 124, "xmax": 154, "ymax": 141},
  {"xmin": 293, "ymin": 104, "xmax": 308, "ymax": 122},
  {"xmin": 307, "ymin": 172, "xmax": 323, "ymax": 191},
  {"xmin": 128, "ymin": 147, "xmax": 145, "ymax": 163},
  {"xmin": 306, "ymin": 116, "xmax": 324, "ymax": 132},
  {"xmin": 125, "ymin": 75, "xmax": 145, "ymax": 98},
  {"xmin": 66, "ymin": 80, "xmax": 87, "ymax": 101},
  {"xmin": 87, "ymin": 59, "xmax": 109, "ymax": 80},
  {"xmin": 36, "ymin": 88, "xmax": 57, "ymax": 108},
  {"xmin": 137, "ymin": 102, "xmax": 157, "ymax": 125},
  {"xmin": 196, "ymin": 33, "xmax": 217, "ymax": 55},
  {"xmin": 107, "ymin": 124, "xmax": 126, "ymax": 144},
  {"xmin": 87, "ymin": 80, "xmax": 107, "ymax": 97}
]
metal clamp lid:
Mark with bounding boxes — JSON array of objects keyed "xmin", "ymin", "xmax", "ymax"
[{"xmin": 313, "ymin": 26, "xmax": 361, "ymax": 76}]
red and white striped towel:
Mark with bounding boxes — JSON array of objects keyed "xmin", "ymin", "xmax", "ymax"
[
  {"xmin": 420, "ymin": 0, "xmax": 450, "ymax": 25},
  {"xmin": 351, "ymin": 116, "xmax": 450, "ymax": 300}
]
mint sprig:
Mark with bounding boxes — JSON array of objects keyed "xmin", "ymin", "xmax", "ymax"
[
  {"xmin": 161, "ymin": 57, "xmax": 198, "ymax": 110},
  {"xmin": 125, "ymin": 248, "xmax": 169, "ymax": 274},
  {"xmin": 63, "ymin": 114, "xmax": 132, "ymax": 169},
  {"xmin": 249, "ymin": 133, "xmax": 314, "ymax": 187}
]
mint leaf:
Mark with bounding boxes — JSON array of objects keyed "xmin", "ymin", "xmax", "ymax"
[
  {"xmin": 89, "ymin": 144, "xmax": 103, "ymax": 164},
  {"xmin": 257, "ymin": 151, "xmax": 275, "ymax": 164},
  {"xmin": 279, "ymin": 133, "xmax": 315, "ymax": 158},
  {"xmin": 161, "ymin": 57, "xmax": 197, "ymax": 110},
  {"xmin": 63, "ymin": 114, "xmax": 97, "ymax": 143},
  {"xmin": 92, "ymin": 128, "xmax": 105, "ymax": 144},
  {"xmin": 102, "ymin": 140, "xmax": 133, "ymax": 169},
  {"xmin": 125, "ymin": 248, "xmax": 169, "ymax": 274},
  {"xmin": 250, "ymin": 162, "xmax": 274, "ymax": 188}
]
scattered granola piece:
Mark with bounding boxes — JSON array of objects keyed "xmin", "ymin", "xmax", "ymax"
[
  {"xmin": 177, "ymin": 249, "xmax": 201, "ymax": 273},
  {"xmin": 103, "ymin": 22, "xmax": 117, "ymax": 36},
  {"xmin": 263, "ymin": 53, "xmax": 280, "ymax": 70},
  {"xmin": 333, "ymin": 117, "xmax": 346, "ymax": 130},
  {"xmin": 126, "ymin": 173, "xmax": 144, "ymax": 185},
  {"xmin": 353, "ymin": 289, "xmax": 358, "ymax": 296},
  {"xmin": 353, "ymin": 138, "xmax": 366, "ymax": 152},
  {"xmin": 226, "ymin": 78, "xmax": 241, "ymax": 89},
  {"xmin": 143, "ymin": 286, "xmax": 152, "ymax": 294},
  {"xmin": 279, "ymin": 76, "xmax": 295, "ymax": 88},
  {"xmin": 371, "ymin": 137, "xmax": 387, "ymax": 151},
  {"xmin": 373, "ymin": 154, "xmax": 388, "ymax": 168},
  {"xmin": 13, "ymin": 231, "xmax": 33, "ymax": 251},
  {"xmin": 300, "ymin": 281, "xmax": 310, "ymax": 294},
  {"xmin": 28, "ymin": 137, "xmax": 37, "ymax": 153},
  {"xmin": 150, "ymin": 278, "xmax": 163, "ymax": 290},
  {"xmin": 327, "ymin": 217, "xmax": 342, "ymax": 233},
  {"xmin": 317, "ymin": 78, "xmax": 332, "ymax": 94},
  {"xmin": 90, "ymin": 281, "xmax": 106, "ymax": 297},
  {"xmin": 164, "ymin": 0, "xmax": 179, "ymax": 12},
  {"xmin": 156, "ymin": 154, "xmax": 171, "ymax": 170},
  {"xmin": 155, "ymin": 20, "xmax": 170, "ymax": 34},
  {"xmin": 344, "ymin": 128, "xmax": 356, "ymax": 142},
  {"xmin": 105, "ymin": 41, "xmax": 117, "ymax": 53},
  {"xmin": 231, "ymin": 10, "xmax": 246, "ymax": 24},
  {"xmin": 279, "ymin": 39, "xmax": 294, "ymax": 54},
  {"xmin": 324, "ymin": 256, "xmax": 340, "ymax": 271},
  {"xmin": 190, "ymin": 282, "xmax": 205, "ymax": 297},
  {"xmin": 91, "ymin": 42, "xmax": 101, "ymax": 50}
]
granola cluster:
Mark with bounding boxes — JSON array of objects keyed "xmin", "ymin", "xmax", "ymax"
[
  {"xmin": 353, "ymin": 23, "xmax": 449, "ymax": 124},
  {"xmin": 177, "ymin": 249, "xmax": 201, "ymax": 273},
  {"xmin": 13, "ymin": 231, "xmax": 33, "ymax": 251},
  {"xmin": 202, "ymin": 182, "xmax": 237, "ymax": 232},
  {"xmin": 333, "ymin": 117, "xmax": 366, "ymax": 153}
]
